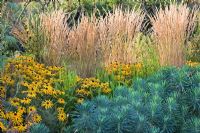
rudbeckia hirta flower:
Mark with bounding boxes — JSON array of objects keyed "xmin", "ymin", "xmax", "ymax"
[
  {"xmin": 9, "ymin": 98, "xmax": 20, "ymax": 107},
  {"xmin": 27, "ymin": 106, "xmax": 36, "ymax": 114},
  {"xmin": 41, "ymin": 100, "xmax": 53, "ymax": 109},
  {"xmin": 57, "ymin": 107, "xmax": 64, "ymax": 113},
  {"xmin": 57, "ymin": 112, "xmax": 67, "ymax": 122},
  {"xmin": 58, "ymin": 98, "xmax": 65, "ymax": 104},
  {"xmin": 17, "ymin": 106, "xmax": 26, "ymax": 114},
  {"xmin": 0, "ymin": 121, "xmax": 7, "ymax": 131},
  {"xmin": 32, "ymin": 114, "xmax": 42, "ymax": 123},
  {"xmin": 14, "ymin": 125, "xmax": 27, "ymax": 132},
  {"xmin": 77, "ymin": 98, "xmax": 84, "ymax": 104},
  {"xmin": 21, "ymin": 98, "xmax": 31, "ymax": 105}
]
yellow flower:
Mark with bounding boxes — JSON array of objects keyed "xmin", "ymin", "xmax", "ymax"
[
  {"xmin": 77, "ymin": 98, "xmax": 84, "ymax": 104},
  {"xmin": 76, "ymin": 88, "xmax": 86, "ymax": 94},
  {"xmin": 32, "ymin": 114, "xmax": 42, "ymax": 123},
  {"xmin": 27, "ymin": 85, "xmax": 38, "ymax": 92},
  {"xmin": 57, "ymin": 107, "xmax": 64, "ymax": 113},
  {"xmin": 27, "ymin": 106, "xmax": 36, "ymax": 114},
  {"xmin": 17, "ymin": 106, "xmax": 26, "ymax": 114},
  {"xmin": 21, "ymin": 98, "xmax": 32, "ymax": 105},
  {"xmin": 42, "ymin": 85, "xmax": 54, "ymax": 95},
  {"xmin": 58, "ymin": 98, "xmax": 65, "ymax": 104},
  {"xmin": 102, "ymin": 88, "xmax": 112, "ymax": 94},
  {"xmin": 0, "ymin": 121, "xmax": 7, "ymax": 131},
  {"xmin": 9, "ymin": 98, "xmax": 20, "ymax": 107},
  {"xmin": 115, "ymin": 75, "xmax": 125, "ymax": 81},
  {"xmin": 14, "ymin": 125, "xmax": 27, "ymax": 132},
  {"xmin": 27, "ymin": 92, "xmax": 37, "ymax": 98},
  {"xmin": 10, "ymin": 112, "xmax": 23, "ymax": 126},
  {"xmin": 186, "ymin": 61, "xmax": 199, "ymax": 67},
  {"xmin": 0, "ymin": 109, "xmax": 6, "ymax": 119},
  {"xmin": 135, "ymin": 63, "xmax": 142, "ymax": 70},
  {"xmin": 57, "ymin": 112, "xmax": 67, "ymax": 122},
  {"xmin": 41, "ymin": 100, "xmax": 53, "ymax": 109},
  {"xmin": 0, "ymin": 86, "xmax": 5, "ymax": 92},
  {"xmin": 76, "ymin": 76, "xmax": 82, "ymax": 82},
  {"xmin": 0, "ymin": 86, "xmax": 6, "ymax": 98},
  {"xmin": 2, "ymin": 75, "xmax": 15, "ymax": 85},
  {"xmin": 20, "ymin": 81, "xmax": 29, "ymax": 87}
]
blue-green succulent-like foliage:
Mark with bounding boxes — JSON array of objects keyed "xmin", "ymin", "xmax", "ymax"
[
  {"xmin": 30, "ymin": 123, "xmax": 50, "ymax": 133},
  {"xmin": 71, "ymin": 66, "xmax": 200, "ymax": 133}
]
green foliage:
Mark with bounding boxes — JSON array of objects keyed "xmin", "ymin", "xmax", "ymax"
[
  {"xmin": 56, "ymin": 65, "xmax": 78, "ymax": 112},
  {"xmin": 134, "ymin": 33, "xmax": 160, "ymax": 77},
  {"xmin": 30, "ymin": 123, "xmax": 50, "ymax": 133},
  {"xmin": 24, "ymin": 13, "xmax": 46, "ymax": 63},
  {"xmin": 0, "ymin": 2, "xmax": 21, "ymax": 57},
  {"xmin": 71, "ymin": 65, "xmax": 200, "ymax": 132},
  {"xmin": 187, "ymin": 13, "xmax": 200, "ymax": 62}
]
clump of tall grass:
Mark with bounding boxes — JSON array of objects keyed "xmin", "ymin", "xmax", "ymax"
[
  {"xmin": 67, "ymin": 15, "xmax": 99, "ymax": 77},
  {"xmin": 67, "ymin": 8, "xmax": 144, "ymax": 77},
  {"xmin": 150, "ymin": 4, "xmax": 197, "ymax": 67},
  {"xmin": 98, "ymin": 8, "xmax": 144, "ymax": 65},
  {"xmin": 40, "ymin": 10, "xmax": 71, "ymax": 65},
  {"xmin": 12, "ymin": 8, "xmax": 144, "ymax": 77}
]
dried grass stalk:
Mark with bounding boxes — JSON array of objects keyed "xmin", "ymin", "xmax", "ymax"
[
  {"xmin": 67, "ymin": 15, "xmax": 99, "ymax": 77},
  {"xmin": 40, "ymin": 10, "xmax": 71, "ymax": 65},
  {"xmin": 150, "ymin": 4, "xmax": 197, "ymax": 67},
  {"xmin": 98, "ymin": 8, "xmax": 144, "ymax": 65}
]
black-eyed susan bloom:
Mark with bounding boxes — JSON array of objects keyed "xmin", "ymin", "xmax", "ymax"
[
  {"xmin": 57, "ymin": 112, "xmax": 67, "ymax": 122},
  {"xmin": 17, "ymin": 106, "xmax": 26, "ymax": 114},
  {"xmin": 77, "ymin": 98, "xmax": 84, "ymax": 104},
  {"xmin": 41, "ymin": 100, "xmax": 53, "ymax": 109},
  {"xmin": 0, "ymin": 121, "xmax": 7, "ymax": 131},
  {"xmin": 27, "ymin": 106, "xmax": 36, "ymax": 114},
  {"xmin": 14, "ymin": 125, "xmax": 27, "ymax": 132},
  {"xmin": 57, "ymin": 107, "xmax": 64, "ymax": 113},
  {"xmin": 32, "ymin": 114, "xmax": 42, "ymax": 123},
  {"xmin": 58, "ymin": 98, "xmax": 65, "ymax": 104}
]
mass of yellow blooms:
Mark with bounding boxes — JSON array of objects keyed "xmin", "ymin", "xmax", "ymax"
[
  {"xmin": 104, "ymin": 61, "xmax": 143, "ymax": 85},
  {"xmin": 0, "ymin": 56, "xmax": 68, "ymax": 132},
  {"xmin": 75, "ymin": 77, "xmax": 111, "ymax": 103},
  {"xmin": 186, "ymin": 61, "xmax": 199, "ymax": 67}
]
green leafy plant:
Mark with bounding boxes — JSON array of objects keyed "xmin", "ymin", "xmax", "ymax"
[
  {"xmin": 0, "ymin": 2, "xmax": 23, "ymax": 57},
  {"xmin": 187, "ymin": 13, "xmax": 200, "ymax": 62}
]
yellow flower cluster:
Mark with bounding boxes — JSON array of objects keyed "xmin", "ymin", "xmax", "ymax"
[
  {"xmin": 57, "ymin": 107, "xmax": 68, "ymax": 122},
  {"xmin": 75, "ymin": 77, "xmax": 111, "ymax": 103},
  {"xmin": 105, "ymin": 61, "xmax": 142, "ymax": 85},
  {"xmin": 0, "ymin": 56, "xmax": 67, "ymax": 132},
  {"xmin": 186, "ymin": 61, "xmax": 199, "ymax": 67}
]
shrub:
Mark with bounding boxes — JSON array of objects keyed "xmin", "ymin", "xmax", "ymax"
[
  {"xmin": 71, "ymin": 65, "xmax": 200, "ymax": 132},
  {"xmin": 150, "ymin": 4, "xmax": 197, "ymax": 67}
]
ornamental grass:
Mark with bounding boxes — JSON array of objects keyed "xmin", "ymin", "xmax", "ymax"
[{"xmin": 150, "ymin": 4, "xmax": 197, "ymax": 67}]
